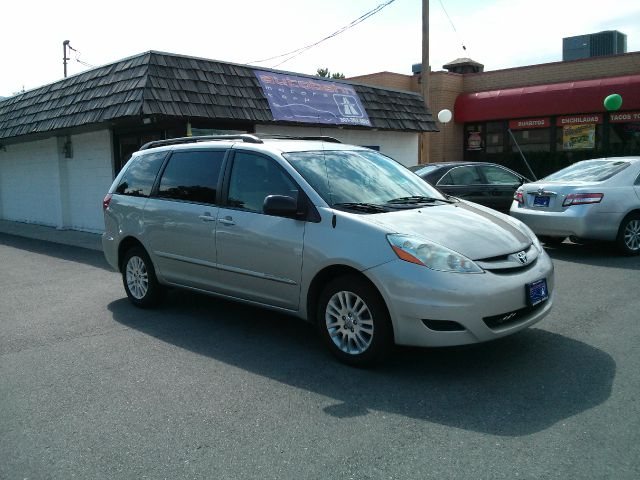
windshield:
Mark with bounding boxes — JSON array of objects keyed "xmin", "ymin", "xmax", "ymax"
[
  {"xmin": 283, "ymin": 150, "xmax": 446, "ymax": 207},
  {"xmin": 543, "ymin": 160, "xmax": 629, "ymax": 182}
]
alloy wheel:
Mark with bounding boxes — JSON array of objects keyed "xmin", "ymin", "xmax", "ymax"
[
  {"xmin": 624, "ymin": 219, "xmax": 640, "ymax": 252},
  {"xmin": 126, "ymin": 256, "xmax": 149, "ymax": 300},
  {"xmin": 325, "ymin": 290, "xmax": 374, "ymax": 355}
]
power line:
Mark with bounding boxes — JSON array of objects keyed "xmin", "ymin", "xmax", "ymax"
[
  {"xmin": 67, "ymin": 44, "xmax": 94, "ymax": 69},
  {"xmin": 437, "ymin": 0, "xmax": 467, "ymax": 51},
  {"xmin": 248, "ymin": 0, "xmax": 396, "ymax": 68}
]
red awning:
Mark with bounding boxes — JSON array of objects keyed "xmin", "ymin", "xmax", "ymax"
[{"xmin": 454, "ymin": 74, "xmax": 640, "ymax": 123}]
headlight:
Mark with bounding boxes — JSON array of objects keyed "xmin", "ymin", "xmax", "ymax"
[{"xmin": 387, "ymin": 234, "xmax": 483, "ymax": 273}]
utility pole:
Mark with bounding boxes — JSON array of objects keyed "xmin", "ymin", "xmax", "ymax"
[
  {"xmin": 421, "ymin": 0, "xmax": 429, "ymax": 104},
  {"xmin": 421, "ymin": 0, "xmax": 430, "ymax": 164},
  {"xmin": 63, "ymin": 40, "xmax": 70, "ymax": 78}
]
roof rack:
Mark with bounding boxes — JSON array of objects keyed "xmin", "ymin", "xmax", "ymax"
[
  {"xmin": 138, "ymin": 133, "xmax": 342, "ymax": 151},
  {"xmin": 254, "ymin": 134, "xmax": 341, "ymax": 143},
  {"xmin": 139, "ymin": 134, "xmax": 263, "ymax": 150}
]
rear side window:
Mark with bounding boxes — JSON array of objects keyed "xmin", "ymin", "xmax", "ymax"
[
  {"xmin": 114, "ymin": 151, "xmax": 166, "ymax": 197},
  {"xmin": 480, "ymin": 165, "xmax": 520, "ymax": 185},
  {"xmin": 156, "ymin": 150, "xmax": 225, "ymax": 204},
  {"xmin": 438, "ymin": 166, "xmax": 482, "ymax": 186}
]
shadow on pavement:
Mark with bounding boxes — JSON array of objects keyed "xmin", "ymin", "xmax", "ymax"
[
  {"xmin": 109, "ymin": 289, "xmax": 615, "ymax": 437},
  {"xmin": 0, "ymin": 233, "xmax": 110, "ymax": 270},
  {"xmin": 545, "ymin": 240, "xmax": 640, "ymax": 270}
]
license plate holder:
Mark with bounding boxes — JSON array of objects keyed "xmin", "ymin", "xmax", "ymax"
[
  {"xmin": 526, "ymin": 278, "xmax": 549, "ymax": 307},
  {"xmin": 533, "ymin": 195, "xmax": 550, "ymax": 207}
]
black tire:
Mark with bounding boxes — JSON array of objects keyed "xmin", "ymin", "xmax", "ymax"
[
  {"xmin": 538, "ymin": 235, "xmax": 566, "ymax": 247},
  {"xmin": 121, "ymin": 246, "xmax": 163, "ymax": 308},
  {"xmin": 616, "ymin": 213, "xmax": 640, "ymax": 256},
  {"xmin": 317, "ymin": 274, "xmax": 393, "ymax": 367}
]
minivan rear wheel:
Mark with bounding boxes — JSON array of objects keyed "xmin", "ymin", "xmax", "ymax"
[
  {"xmin": 122, "ymin": 246, "xmax": 163, "ymax": 307},
  {"xmin": 616, "ymin": 213, "xmax": 640, "ymax": 255},
  {"xmin": 317, "ymin": 275, "xmax": 392, "ymax": 367}
]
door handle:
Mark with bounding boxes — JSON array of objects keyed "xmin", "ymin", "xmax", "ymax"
[
  {"xmin": 199, "ymin": 214, "xmax": 217, "ymax": 222},
  {"xmin": 218, "ymin": 216, "xmax": 235, "ymax": 226}
]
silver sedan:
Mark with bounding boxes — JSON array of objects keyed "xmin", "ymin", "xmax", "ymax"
[{"xmin": 510, "ymin": 157, "xmax": 640, "ymax": 255}]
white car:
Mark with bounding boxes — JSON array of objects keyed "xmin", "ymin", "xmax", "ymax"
[{"xmin": 510, "ymin": 157, "xmax": 640, "ymax": 255}]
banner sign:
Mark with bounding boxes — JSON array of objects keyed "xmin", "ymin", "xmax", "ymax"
[
  {"xmin": 556, "ymin": 114, "xmax": 603, "ymax": 126},
  {"xmin": 609, "ymin": 111, "xmax": 640, "ymax": 123},
  {"xmin": 563, "ymin": 124, "xmax": 595, "ymax": 150},
  {"xmin": 254, "ymin": 71, "xmax": 371, "ymax": 127},
  {"xmin": 508, "ymin": 118, "xmax": 550, "ymax": 130}
]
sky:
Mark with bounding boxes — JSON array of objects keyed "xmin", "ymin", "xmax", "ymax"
[{"xmin": 1, "ymin": 0, "xmax": 639, "ymax": 97}]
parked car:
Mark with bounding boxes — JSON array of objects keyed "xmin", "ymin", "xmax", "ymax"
[
  {"xmin": 410, "ymin": 162, "xmax": 529, "ymax": 213},
  {"xmin": 103, "ymin": 135, "xmax": 554, "ymax": 366},
  {"xmin": 510, "ymin": 157, "xmax": 640, "ymax": 255}
]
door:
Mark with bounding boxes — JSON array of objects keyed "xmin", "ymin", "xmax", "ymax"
[
  {"xmin": 143, "ymin": 149, "xmax": 226, "ymax": 290},
  {"xmin": 477, "ymin": 164, "xmax": 523, "ymax": 212},
  {"xmin": 436, "ymin": 165, "xmax": 488, "ymax": 205},
  {"xmin": 215, "ymin": 151, "xmax": 305, "ymax": 310}
]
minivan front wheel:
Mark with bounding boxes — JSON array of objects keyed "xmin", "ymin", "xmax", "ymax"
[
  {"xmin": 317, "ymin": 275, "xmax": 393, "ymax": 366},
  {"xmin": 122, "ymin": 246, "xmax": 162, "ymax": 307}
]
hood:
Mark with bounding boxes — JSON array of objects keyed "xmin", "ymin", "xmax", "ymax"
[{"xmin": 366, "ymin": 201, "xmax": 532, "ymax": 260}]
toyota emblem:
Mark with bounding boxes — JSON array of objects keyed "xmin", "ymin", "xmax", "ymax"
[{"xmin": 516, "ymin": 251, "xmax": 528, "ymax": 264}]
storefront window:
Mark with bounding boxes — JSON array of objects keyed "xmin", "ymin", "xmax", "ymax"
[
  {"xmin": 509, "ymin": 128, "xmax": 551, "ymax": 152},
  {"xmin": 486, "ymin": 122, "xmax": 504, "ymax": 154},
  {"xmin": 465, "ymin": 124, "xmax": 483, "ymax": 152}
]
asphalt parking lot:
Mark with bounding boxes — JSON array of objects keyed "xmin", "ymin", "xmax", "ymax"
[{"xmin": 1, "ymin": 232, "xmax": 639, "ymax": 479}]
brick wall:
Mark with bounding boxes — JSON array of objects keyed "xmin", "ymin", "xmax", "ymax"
[{"xmin": 463, "ymin": 52, "xmax": 640, "ymax": 92}]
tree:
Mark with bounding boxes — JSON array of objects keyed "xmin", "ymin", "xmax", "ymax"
[{"xmin": 316, "ymin": 68, "xmax": 345, "ymax": 79}]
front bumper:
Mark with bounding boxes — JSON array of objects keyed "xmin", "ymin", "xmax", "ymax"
[{"xmin": 365, "ymin": 251, "xmax": 555, "ymax": 347}]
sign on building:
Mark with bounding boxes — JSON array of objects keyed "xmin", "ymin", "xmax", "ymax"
[{"xmin": 255, "ymin": 71, "xmax": 371, "ymax": 127}]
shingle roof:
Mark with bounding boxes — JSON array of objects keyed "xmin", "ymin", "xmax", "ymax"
[{"xmin": 0, "ymin": 51, "xmax": 436, "ymax": 141}]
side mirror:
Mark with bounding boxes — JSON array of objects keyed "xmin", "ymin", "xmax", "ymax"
[{"xmin": 263, "ymin": 195, "xmax": 305, "ymax": 219}]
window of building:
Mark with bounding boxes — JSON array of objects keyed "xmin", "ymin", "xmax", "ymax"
[
  {"xmin": 156, "ymin": 150, "xmax": 225, "ymax": 204},
  {"xmin": 556, "ymin": 124, "xmax": 603, "ymax": 151},
  {"xmin": 510, "ymin": 128, "xmax": 551, "ymax": 152},
  {"xmin": 486, "ymin": 122, "xmax": 504, "ymax": 154},
  {"xmin": 114, "ymin": 151, "xmax": 167, "ymax": 197},
  {"xmin": 609, "ymin": 122, "xmax": 640, "ymax": 152}
]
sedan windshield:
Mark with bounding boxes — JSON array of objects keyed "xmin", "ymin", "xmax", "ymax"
[
  {"xmin": 544, "ymin": 160, "xmax": 629, "ymax": 182},
  {"xmin": 283, "ymin": 150, "xmax": 447, "ymax": 208}
]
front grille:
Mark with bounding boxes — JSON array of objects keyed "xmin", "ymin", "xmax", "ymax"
[{"xmin": 483, "ymin": 302, "xmax": 545, "ymax": 330}]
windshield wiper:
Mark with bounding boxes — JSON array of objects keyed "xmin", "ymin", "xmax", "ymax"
[
  {"xmin": 386, "ymin": 195, "xmax": 454, "ymax": 205},
  {"xmin": 333, "ymin": 202, "xmax": 389, "ymax": 213}
]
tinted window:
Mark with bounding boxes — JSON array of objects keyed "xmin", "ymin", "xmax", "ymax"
[
  {"xmin": 115, "ymin": 151, "xmax": 166, "ymax": 197},
  {"xmin": 157, "ymin": 150, "xmax": 225, "ymax": 204},
  {"xmin": 227, "ymin": 152, "xmax": 299, "ymax": 213},
  {"xmin": 438, "ymin": 166, "xmax": 482, "ymax": 186},
  {"xmin": 480, "ymin": 165, "xmax": 520, "ymax": 185}
]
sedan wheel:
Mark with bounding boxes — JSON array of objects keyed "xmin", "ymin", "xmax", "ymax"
[
  {"xmin": 617, "ymin": 214, "xmax": 640, "ymax": 255},
  {"xmin": 318, "ymin": 275, "xmax": 392, "ymax": 366}
]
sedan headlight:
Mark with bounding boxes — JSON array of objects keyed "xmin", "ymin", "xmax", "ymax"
[{"xmin": 387, "ymin": 234, "xmax": 483, "ymax": 273}]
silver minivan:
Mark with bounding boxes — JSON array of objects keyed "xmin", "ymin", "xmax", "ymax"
[{"xmin": 103, "ymin": 135, "xmax": 554, "ymax": 366}]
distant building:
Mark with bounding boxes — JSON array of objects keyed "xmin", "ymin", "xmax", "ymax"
[
  {"xmin": 563, "ymin": 30, "xmax": 627, "ymax": 61},
  {"xmin": 349, "ymin": 51, "xmax": 640, "ymax": 172}
]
